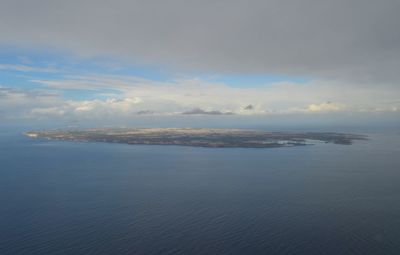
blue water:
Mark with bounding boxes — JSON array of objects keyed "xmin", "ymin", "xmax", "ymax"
[{"xmin": 1, "ymin": 129, "xmax": 400, "ymax": 254}]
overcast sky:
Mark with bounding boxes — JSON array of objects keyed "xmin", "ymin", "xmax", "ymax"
[{"xmin": 0, "ymin": 0, "xmax": 399, "ymax": 127}]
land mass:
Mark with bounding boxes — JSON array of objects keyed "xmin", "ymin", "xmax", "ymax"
[{"xmin": 25, "ymin": 128, "xmax": 367, "ymax": 148}]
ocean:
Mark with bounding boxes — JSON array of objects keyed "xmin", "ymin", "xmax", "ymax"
[{"xmin": 1, "ymin": 128, "xmax": 399, "ymax": 254}]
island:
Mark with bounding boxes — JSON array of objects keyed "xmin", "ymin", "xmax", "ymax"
[{"xmin": 25, "ymin": 128, "xmax": 367, "ymax": 148}]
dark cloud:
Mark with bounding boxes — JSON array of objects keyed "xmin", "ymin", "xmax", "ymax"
[
  {"xmin": 182, "ymin": 108, "xmax": 235, "ymax": 115},
  {"xmin": 244, "ymin": 105, "xmax": 254, "ymax": 110},
  {"xmin": 0, "ymin": 0, "xmax": 399, "ymax": 83},
  {"xmin": 136, "ymin": 110, "xmax": 155, "ymax": 115}
]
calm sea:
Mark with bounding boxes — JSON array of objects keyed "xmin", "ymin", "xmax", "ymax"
[{"xmin": 1, "ymin": 128, "xmax": 399, "ymax": 254}]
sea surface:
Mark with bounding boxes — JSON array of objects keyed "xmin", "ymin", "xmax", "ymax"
[{"xmin": 1, "ymin": 128, "xmax": 400, "ymax": 254}]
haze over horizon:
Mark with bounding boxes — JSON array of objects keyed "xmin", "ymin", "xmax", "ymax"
[{"xmin": 1, "ymin": 0, "xmax": 399, "ymax": 128}]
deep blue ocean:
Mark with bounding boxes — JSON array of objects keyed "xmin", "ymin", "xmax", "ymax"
[{"xmin": 1, "ymin": 127, "xmax": 400, "ymax": 254}]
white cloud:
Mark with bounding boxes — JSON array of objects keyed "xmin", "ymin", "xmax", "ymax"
[
  {"xmin": 307, "ymin": 102, "xmax": 344, "ymax": 112},
  {"xmin": 70, "ymin": 97, "xmax": 142, "ymax": 114},
  {"xmin": 2, "ymin": 74, "xmax": 400, "ymax": 121}
]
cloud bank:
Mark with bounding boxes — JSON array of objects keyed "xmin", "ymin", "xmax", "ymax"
[
  {"xmin": 1, "ymin": 0, "xmax": 399, "ymax": 83},
  {"xmin": 1, "ymin": 74, "xmax": 399, "ymax": 122}
]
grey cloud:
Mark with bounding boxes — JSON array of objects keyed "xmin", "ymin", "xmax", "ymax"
[
  {"xmin": 0, "ymin": 87, "xmax": 58, "ymax": 98},
  {"xmin": 244, "ymin": 105, "xmax": 254, "ymax": 110},
  {"xmin": 1, "ymin": 0, "xmax": 399, "ymax": 83},
  {"xmin": 136, "ymin": 110, "xmax": 155, "ymax": 115},
  {"xmin": 0, "ymin": 87, "xmax": 64, "ymax": 119},
  {"xmin": 182, "ymin": 108, "xmax": 235, "ymax": 115},
  {"xmin": 0, "ymin": 64, "xmax": 58, "ymax": 73}
]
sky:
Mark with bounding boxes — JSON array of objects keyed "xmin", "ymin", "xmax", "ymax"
[{"xmin": 0, "ymin": 0, "xmax": 399, "ymax": 128}]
